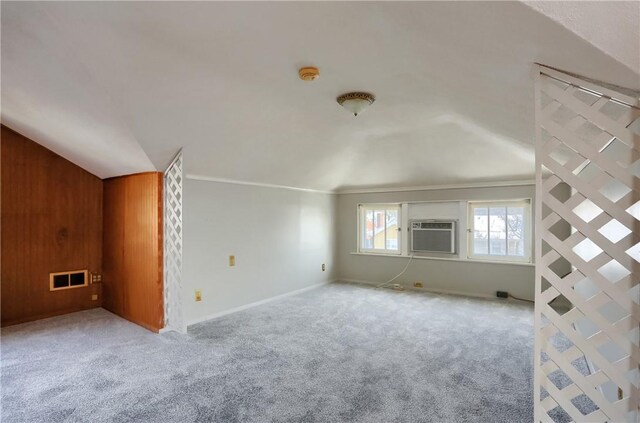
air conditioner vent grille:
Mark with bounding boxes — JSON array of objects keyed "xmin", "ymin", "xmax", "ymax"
[
  {"xmin": 412, "ymin": 222, "xmax": 453, "ymax": 229},
  {"xmin": 410, "ymin": 220, "xmax": 456, "ymax": 254}
]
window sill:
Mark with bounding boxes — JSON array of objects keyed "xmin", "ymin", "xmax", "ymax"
[{"xmin": 349, "ymin": 252, "xmax": 534, "ymax": 267}]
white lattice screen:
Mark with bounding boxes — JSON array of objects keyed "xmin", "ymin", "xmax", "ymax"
[
  {"xmin": 534, "ymin": 65, "xmax": 640, "ymax": 422},
  {"xmin": 164, "ymin": 150, "xmax": 185, "ymax": 333}
]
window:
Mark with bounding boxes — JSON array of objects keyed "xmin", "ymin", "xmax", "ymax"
[
  {"xmin": 358, "ymin": 204, "xmax": 401, "ymax": 255},
  {"xmin": 468, "ymin": 200, "xmax": 531, "ymax": 262}
]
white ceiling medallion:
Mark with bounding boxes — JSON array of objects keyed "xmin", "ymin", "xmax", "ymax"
[{"xmin": 336, "ymin": 92, "xmax": 375, "ymax": 116}]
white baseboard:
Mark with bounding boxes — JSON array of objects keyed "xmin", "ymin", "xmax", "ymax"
[
  {"xmin": 187, "ymin": 280, "xmax": 335, "ymax": 327},
  {"xmin": 337, "ymin": 278, "xmax": 502, "ymax": 301}
]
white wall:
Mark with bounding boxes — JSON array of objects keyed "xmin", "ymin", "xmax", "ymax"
[
  {"xmin": 182, "ymin": 181, "xmax": 537, "ymax": 323},
  {"xmin": 337, "ymin": 185, "xmax": 536, "ymax": 300},
  {"xmin": 182, "ymin": 179, "xmax": 336, "ymax": 324}
]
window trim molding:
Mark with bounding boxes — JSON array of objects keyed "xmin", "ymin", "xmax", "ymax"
[
  {"xmin": 357, "ymin": 203, "xmax": 402, "ymax": 256},
  {"xmin": 349, "ymin": 251, "xmax": 535, "ymax": 267},
  {"xmin": 467, "ymin": 199, "xmax": 533, "ymax": 264}
]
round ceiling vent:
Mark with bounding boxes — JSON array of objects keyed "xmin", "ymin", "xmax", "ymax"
[{"xmin": 298, "ymin": 67, "xmax": 320, "ymax": 81}]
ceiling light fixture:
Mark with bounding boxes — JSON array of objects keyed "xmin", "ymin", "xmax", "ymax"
[
  {"xmin": 298, "ymin": 67, "xmax": 320, "ymax": 81},
  {"xmin": 336, "ymin": 92, "xmax": 375, "ymax": 116}
]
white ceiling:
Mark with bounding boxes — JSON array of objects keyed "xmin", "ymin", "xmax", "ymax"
[{"xmin": 2, "ymin": 1, "xmax": 639, "ymax": 191}]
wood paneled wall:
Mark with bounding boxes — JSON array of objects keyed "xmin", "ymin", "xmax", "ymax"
[
  {"xmin": 1, "ymin": 126, "xmax": 103, "ymax": 326},
  {"xmin": 103, "ymin": 172, "xmax": 164, "ymax": 332},
  {"xmin": 1, "ymin": 126, "xmax": 164, "ymax": 331}
]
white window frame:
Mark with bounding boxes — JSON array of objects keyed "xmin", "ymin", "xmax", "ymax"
[
  {"xmin": 357, "ymin": 203, "xmax": 402, "ymax": 255},
  {"xmin": 467, "ymin": 199, "xmax": 532, "ymax": 263}
]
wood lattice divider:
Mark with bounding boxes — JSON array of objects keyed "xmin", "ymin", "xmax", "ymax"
[
  {"xmin": 534, "ymin": 65, "xmax": 640, "ymax": 423},
  {"xmin": 163, "ymin": 150, "xmax": 185, "ymax": 333}
]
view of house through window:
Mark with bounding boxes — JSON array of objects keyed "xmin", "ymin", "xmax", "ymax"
[
  {"xmin": 468, "ymin": 200, "xmax": 531, "ymax": 262},
  {"xmin": 359, "ymin": 204, "xmax": 400, "ymax": 254}
]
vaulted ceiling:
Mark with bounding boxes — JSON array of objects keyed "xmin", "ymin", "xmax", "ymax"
[{"xmin": 2, "ymin": 1, "xmax": 639, "ymax": 191}]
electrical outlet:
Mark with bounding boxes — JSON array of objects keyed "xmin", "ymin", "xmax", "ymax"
[
  {"xmin": 497, "ymin": 291, "xmax": 509, "ymax": 299},
  {"xmin": 322, "ymin": 263, "xmax": 326, "ymax": 271},
  {"xmin": 413, "ymin": 282, "xmax": 424, "ymax": 288},
  {"xmin": 229, "ymin": 255, "xmax": 235, "ymax": 267},
  {"xmin": 91, "ymin": 294, "xmax": 98, "ymax": 301},
  {"xmin": 195, "ymin": 290, "xmax": 202, "ymax": 302}
]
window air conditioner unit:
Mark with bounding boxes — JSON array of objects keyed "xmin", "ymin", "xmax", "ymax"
[{"xmin": 410, "ymin": 220, "xmax": 457, "ymax": 254}]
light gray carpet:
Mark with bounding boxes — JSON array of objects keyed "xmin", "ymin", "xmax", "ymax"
[{"xmin": 2, "ymin": 282, "xmax": 536, "ymax": 422}]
